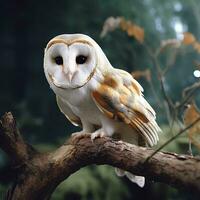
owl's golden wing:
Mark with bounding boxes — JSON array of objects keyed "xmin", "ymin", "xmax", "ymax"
[
  {"xmin": 56, "ymin": 96, "xmax": 82, "ymax": 127},
  {"xmin": 92, "ymin": 69, "xmax": 160, "ymax": 146}
]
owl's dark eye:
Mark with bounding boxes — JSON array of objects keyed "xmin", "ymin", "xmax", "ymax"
[
  {"xmin": 54, "ymin": 56, "xmax": 63, "ymax": 65},
  {"xmin": 76, "ymin": 55, "xmax": 87, "ymax": 64}
]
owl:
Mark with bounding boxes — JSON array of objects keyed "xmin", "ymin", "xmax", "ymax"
[{"xmin": 43, "ymin": 34, "xmax": 161, "ymax": 187}]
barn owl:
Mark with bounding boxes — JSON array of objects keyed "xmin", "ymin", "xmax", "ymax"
[{"xmin": 43, "ymin": 34, "xmax": 161, "ymax": 187}]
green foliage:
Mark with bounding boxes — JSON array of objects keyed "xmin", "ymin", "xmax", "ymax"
[
  {"xmin": 52, "ymin": 166, "xmax": 129, "ymax": 200},
  {"xmin": 0, "ymin": 184, "xmax": 7, "ymax": 199},
  {"xmin": 157, "ymin": 124, "xmax": 189, "ymax": 153}
]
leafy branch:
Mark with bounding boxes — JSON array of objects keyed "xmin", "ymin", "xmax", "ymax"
[{"xmin": 101, "ymin": 16, "xmax": 200, "ymax": 152}]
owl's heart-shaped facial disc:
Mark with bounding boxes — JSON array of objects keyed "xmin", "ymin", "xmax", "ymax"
[{"xmin": 44, "ymin": 36, "xmax": 97, "ymax": 89}]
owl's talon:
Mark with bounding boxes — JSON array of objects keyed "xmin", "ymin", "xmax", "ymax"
[{"xmin": 91, "ymin": 130, "xmax": 106, "ymax": 141}]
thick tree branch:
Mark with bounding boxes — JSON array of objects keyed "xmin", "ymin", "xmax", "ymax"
[
  {"xmin": 0, "ymin": 112, "xmax": 37, "ymax": 164},
  {"xmin": 0, "ymin": 112, "xmax": 200, "ymax": 200}
]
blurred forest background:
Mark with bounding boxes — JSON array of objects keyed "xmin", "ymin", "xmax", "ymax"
[{"xmin": 0, "ymin": 0, "xmax": 200, "ymax": 199}]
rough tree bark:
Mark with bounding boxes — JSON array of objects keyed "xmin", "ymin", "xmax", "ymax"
[{"xmin": 0, "ymin": 112, "xmax": 200, "ymax": 200}]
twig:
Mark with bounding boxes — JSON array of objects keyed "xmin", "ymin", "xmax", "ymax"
[
  {"xmin": 151, "ymin": 54, "xmax": 175, "ymax": 124},
  {"xmin": 143, "ymin": 42, "xmax": 175, "ymax": 116},
  {"xmin": 176, "ymin": 81, "xmax": 200, "ymax": 110},
  {"xmin": 145, "ymin": 116, "xmax": 200, "ymax": 162},
  {"xmin": 182, "ymin": 81, "xmax": 200, "ymax": 98},
  {"xmin": 162, "ymin": 48, "xmax": 179, "ymax": 76},
  {"xmin": 148, "ymin": 79, "xmax": 162, "ymax": 107}
]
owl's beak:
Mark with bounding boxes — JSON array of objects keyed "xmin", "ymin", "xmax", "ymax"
[{"xmin": 67, "ymin": 73, "xmax": 73, "ymax": 82}]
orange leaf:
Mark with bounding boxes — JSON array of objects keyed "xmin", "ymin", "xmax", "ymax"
[
  {"xmin": 127, "ymin": 25, "xmax": 135, "ymax": 36},
  {"xmin": 119, "ymin": 18, "xmax": 128, "ymax": 31},
  {"xmin": 182, "ymin": 32, "xmax": 196, "ymax": 45},
  {"xmin": 119, "ymin": 18, "xmax": 144, "ymax": 43},
  {"xmin": 193, "ymin": 42, "xmax": 200, "ymax": 54},
  {"xmin": 184, "ymin": 103, "xmax": 200, "ymax": 150},
  {"xmin": 132, "ymin": 69, "xmax": 151, "ymax": 81},
  {"xmin": 132, "ymin": 25, "xmax": 144, "ymax": 43}
]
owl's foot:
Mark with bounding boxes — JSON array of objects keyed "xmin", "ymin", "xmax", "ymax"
[
  {"xmin": 71, "ymin": 131, "xmax": 90, "ymax": 140},
  {"xmin": 91, "ymin": 129, "xmax": 106, "ymax": 141}
]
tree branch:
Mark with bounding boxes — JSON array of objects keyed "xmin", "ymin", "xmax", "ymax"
[
  {"xmin": 0, "ymin": 112, "xmax": 37, "ymax": 164},
  {"xmin": 179, "ymin": 81, "xmax": 200, "ymax": 109},
  {"xmin": 1, "ymin": 112, "xmax": 200, "ymax": 200},
  {"xmin": 145, "ymin": 116, "xmax": 200, "ymax": 162}
]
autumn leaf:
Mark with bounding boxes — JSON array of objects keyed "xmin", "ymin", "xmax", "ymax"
[
  {"xmin": 100, "ymin": 16, "xmax": 121, "ymax": 38},
  {"xmin": 120, "ymin": 18, "xmax": 128, "ymax": 31},
  {"xmin": 182, "ymin": 32, "xmax": 196, "ymax": 45},
  {"xmin": 193, "ymin": 41, "xmax": 200, "ymax": 54},
  {"xmin": 183, "ymin": 103, "xmax": 200, "ymax": 150},
  {"xmin": 131, "ymin": 24, "xmax": 144, "ymax": 43},
  {"xmin": 181, "ymin": 32, "xmax": 200, "ymax": 54},
  {"xmin": 127, "ymin": 24, "xmax": 135, "ymax": 36},
  {"xmin": 132, "ymin": 69, "xmax": 151, "ymax": 82},
  {"xmin": 119, "ymin": 18, "xmax": 144, "ymax": 43},
  {"xmin": 160, "ymin": 39, "xmax": 181, "ymax": 50},
  {"xmin": 101, "ymin": 17, "xmax": 145, "ymax": 43}
]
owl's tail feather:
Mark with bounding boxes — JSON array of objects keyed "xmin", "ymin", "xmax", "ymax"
[{"xmin": 115, "ymin": 168, "xmax": 145, "ymax": 188}]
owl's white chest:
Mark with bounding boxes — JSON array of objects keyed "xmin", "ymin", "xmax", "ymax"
[
  {"xmin": 68, "ymin": 90, "xmax": 102, "ymax": 125},
  {"xmin": 53, "ymin": 79, "xmax": 102, "ymax": 125},
  {"xmin": 51, "ymin": 75, "xmax": 138, "ymax": 143}
]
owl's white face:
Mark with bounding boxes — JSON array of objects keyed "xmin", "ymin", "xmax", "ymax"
[{"xmin": 44, "ymin": 35, "xmax": 97, "ymax": 89}]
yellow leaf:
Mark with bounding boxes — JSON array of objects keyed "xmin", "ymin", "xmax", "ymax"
[
  {"xmin": 127, "ymin": 25, "xmax": 135, "ymax": 36},
  {"xmin": 119, "ymin": 18, "xmax": 144, "ymax": 43},
  {"xmin": 100, "ymin": 17, "xmax": 121, "ymax": 38},
  {"xmin": 193, "ymin": 42, "xmax": 200, "ymax": 54},
  {"xmin": 132, "ymin": 25, "xmax": 144, "ymax": 43},
  {"xmin": 182, "ymin": 32, "xmax": 196, "ymax": 45},
  {"xmin": 132, "ymin": 69, "xmax": 151, "ymax": 81},
  {"xmin": 184, "ymin": 103, "xmax": 200, "ymax": 150},
  {"xmin": 119, "ymin": 18, "xmax": 128, "ymax": 31},
  {"xmin": 145, "ymin": 69, "xmax": 151, "ymax": 82}
]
